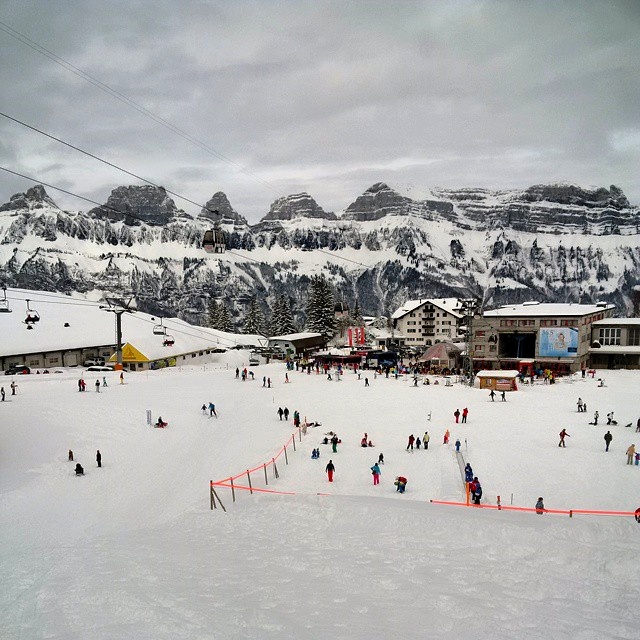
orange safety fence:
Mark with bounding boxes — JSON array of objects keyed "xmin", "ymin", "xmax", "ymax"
[{"xmin": 430, "ymin": 499, "xmax": 639, "ymax": 518}]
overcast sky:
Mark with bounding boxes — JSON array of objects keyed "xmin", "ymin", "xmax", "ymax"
[{"xmin": 0, "ymin": 0, "xmax": 639, "ymax": 222}]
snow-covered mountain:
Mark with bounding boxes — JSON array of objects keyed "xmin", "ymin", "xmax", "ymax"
[{"xmin": 1, "ymin": 181, "xmax": 638, "ymax": 325}]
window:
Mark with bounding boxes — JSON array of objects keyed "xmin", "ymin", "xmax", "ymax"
[
  {"xmin": 475, "ymin": 330, "xmax": 486, "ymax": 337},
  {"xmin": 629, "ymin": 328, "xmax": 640, "ymax": 346},
  {"xmin": 561, "ymin": 319, "xmax": 577, "ymax": 327},
  {"xmin": 489, "ymin": 345, "xmax": 497, "ymax": 352},
  {"xmin": 407, "ymin": 329, "xmax": 416, "ymax": 333},
  {"xmin": 599, "ymin": 328, "xmax": 621, "ymax": 346},
  {"xmin": 474, "ymin": 344, "xmax": 484, "ymax": 352},
  {"xmin": 28, "ymin": 359, "xmax": 40, "ymax": 366},
  {"xmin": 500, "ymin": 319, "xmax": 516, "ymax": 327},
  {"xmin": 49, "ymin": 357, "xmax": 59, "ymax": 364},
  {"xmin": 410, "ymin": 313, "xmax": 415, "ymax": 317}
]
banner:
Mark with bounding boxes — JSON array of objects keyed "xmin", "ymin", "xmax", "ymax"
[
  {"xmin": 347, "ymin": 327, "xmax": 366, "ymax": 347},
  {"xmin": 538, "ymin": 327, "xmax": 578, "ymax": 358}
]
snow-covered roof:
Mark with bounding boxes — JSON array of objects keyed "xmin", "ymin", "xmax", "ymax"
[
  {"xmin": 0, "ymin": 288, "xmax": 266, "ymax": 359},
  {"xmin": 475, "ymin": 369, "xmax": 520, "ymax": 378},
  {"xmin": 588, "ymin": 345, "xmax": 640, "ymax": 354},
  {"xmin": 483, "ymin": 302, "xmax": 615, "ymax": 317},
  {"xmin": 268, "ymin": 332, "xmax": 323, "ymax": 342},
  {"xmin": 592, "ymin": 318, "xmax": 640, "ymax": 326},
  {"xmin": 392, "ymin": 298, "xmax": 462, "ymax": 320}
]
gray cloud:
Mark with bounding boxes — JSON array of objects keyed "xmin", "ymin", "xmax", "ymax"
[{"xmin": 0, "ymin": 0, "xmax": 638, "ymax": 221}]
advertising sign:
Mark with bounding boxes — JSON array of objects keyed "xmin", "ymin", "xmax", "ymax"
[
  {"xmin": 538, "ymin": 327, "xmax": 578, "ymax": 358},
  {"xmin": 347, "ymin": 327, "xmax": 366, "ymax": 347}
]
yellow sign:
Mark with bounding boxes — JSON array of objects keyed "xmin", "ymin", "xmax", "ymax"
[{"xmin": 119, "ymin": 343, "xmax": 149, "ymax": 362}]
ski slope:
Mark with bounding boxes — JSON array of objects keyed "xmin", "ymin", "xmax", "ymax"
[{"xmin": 1, "ymin": 357, "xmax": 639, "ymax": 639}]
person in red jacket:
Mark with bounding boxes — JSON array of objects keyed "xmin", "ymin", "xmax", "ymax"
[
  {"xmin": 462, "ymin": 407, "xmax": 469, "ymax": 423},
  {"xmin": 559, "ymin": 429, "xmax": 570, "ymax": 447},
  {"xmin": 395, "ymin": 476, "xmax": 407, "ymax": 493},
  {"xmin": 406, "ymin": 434, "xmax": 415, "ymax": 451}
]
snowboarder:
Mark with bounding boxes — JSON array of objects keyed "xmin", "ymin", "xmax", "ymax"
[
  {"xmin": 454, "ymin": 409, "xmax": 460, "ymax": 423},
  {"xmin": 626, "ymin": 444, "xmax": 636, "ymax": 465},
  {"xmin": 406, "ymin": 434, "xmax": 415, "ymax": 451},
  {"xmin": 535, "ymin": 497, "xmax": 545, "ymax": 514},
  {"xmin": 96, "ymin": 450, "xmax": 101, "ymax": 468},
  {"xmin": 558, "ymin": 429, "xmax": 570, "ymax": 447},
  {"xmin": 371, "ymin": 462, "xmax": 381, "ymax": 485},
  {"xmin": 75, "ymin": 463, "xmax": 84, "ymax": 475},
  {"xmin": 95, "ymin": 379, "xmax": 100, "ymax": 392},
  {"xmin": 208, "ymin": 403, "xmax": 217, "ymax": 417},
  {"xmin": 68, "ymin": 449, "xmax": 74, "ymax": 461},
  {"xmin": 284, "ymin": 407, "xmax": 290, "ymax": 421},
  {"xmin": 489, "ymin": 389, "xmax": 496, "ymax": 401},
  {"xmin": 277, "ymin": 407, "xmax": 284, "ymax": 421},
  {"xmin": 423, "ymin": 432, "xmax": 430, "ymax": 450},
  {"xmin": 604, "ymin": 431, "xmax": 613, "ymax": 452},
  {"xmin": 462, "ymin": 407, "xmax": 468, "ymax": 423},
  {"xmin": 326, "ymin": 459, "xmax": 335, "ymax": 482}
]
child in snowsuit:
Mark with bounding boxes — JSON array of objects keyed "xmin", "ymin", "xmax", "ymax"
[
  {"xmin": 75, "ymin": 463, "xmax": 84, "ymax": 475},
  {"xmin": 395, "ymin": 476, "xmax": 407, "ymax": 493},
  {"xmin": 535, "ymin": 497, "xmax": 545, "ymax": 514}
]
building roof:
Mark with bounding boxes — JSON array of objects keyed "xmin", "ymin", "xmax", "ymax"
[
  {"xmin": 475, "ymin": 370, "xmax": 520, "ymax": 378},
  {"xmin": 589, "ymin": 345, "xmax": 640, "ymax": 354},
  {"xmin": 592, "ymin": 318, "xmax": 640, "ymax": 326},
  {"xmin": 392, "ymin": 298, "xmax": 462, "ymax": 320},
  {"xmin": 418, "ymin": 341, "xmax": 461, "ymax": 362},
  {"xmin": 0, "ymin": 288, "xmax": 266, "ymax": 359},
  {"xmin": 268, "ymin": 332, "xmax": 323, "ymax": 342},
  {"xmin": 483, "ymin": 302, "xmax": 615, "ymax": 318}
]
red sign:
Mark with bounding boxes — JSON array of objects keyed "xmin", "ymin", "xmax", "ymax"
[{"xmin": 348, "ymin": 327, "xmax": 366, "ymax": 346}]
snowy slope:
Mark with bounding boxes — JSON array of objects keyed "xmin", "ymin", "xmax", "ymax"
[{"xmin": 1, "ymin": 358, "xmax": 639, "ymax": 639}]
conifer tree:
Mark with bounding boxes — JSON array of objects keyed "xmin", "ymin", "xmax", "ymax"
[
  {"xmin": 243, "ymin": 298, "xmax": 265, "ymax": 335},
  {"xmin": 216, "ymin": 303, "xmax": 233, "ymax": 332},
  {"xmin": 305, "ymin": 275, "xmax": 335, "ymax": 341},
  {"xmin": 207, "ymin": 299, "xmax": 219, "ymax": 328},
  {"xmin": 278, "ymin": 295, "xmax": 297, "ymax": 335}
]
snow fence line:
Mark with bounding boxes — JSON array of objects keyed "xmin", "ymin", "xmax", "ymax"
[{"xmin": 210, "ymin": 426, "xmax": 319, "ymax": 511}]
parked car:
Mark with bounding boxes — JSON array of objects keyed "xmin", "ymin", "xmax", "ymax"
[
  {"xmin": 86, "ymin": 365, "xmax": 112, "ymax": 372},
  {"xmin": 4, "ymin": 365, "xmax": 31, "ymax": 375},
  {"xmin": 83, "ymin": 358, "xmax": 105, "ymax": 367}
]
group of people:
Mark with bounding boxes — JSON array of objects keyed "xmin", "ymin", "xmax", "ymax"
[
  {"xmin": 453, "ymin": 408, "xmax": 469, "ymax": 423},
  {"xmin": 406, "ymin": 432, "xmax": 431, "ymax": 451},
  {"xmin": 360, "ymin": 432, "xmax": 374, "ymax": 447},
  {"xmin": 489, "ymin": 390, "xmax": 507, "ymax": 402},
  {"xmin": 0, "ymin": 381, "xmax": 17, "ymax": 400},
  {"xmin": 77, "ymin": 377, "xmax": 109, "ymax": 392},
  {"xmin": 70, "ymin": 448, "xmax": 101, "ymax": 475},
  {"xmin": 464, "ymin": 463, "xmax": 482, "ymax": 504}
]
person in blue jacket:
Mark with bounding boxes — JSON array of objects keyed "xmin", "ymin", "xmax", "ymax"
[
  {"xmin": 370, "ymin": 462, "xmax": 381, "ymax": 485},
  {"xmin": 464, "ymin": 463, "xmax": 474, "ymax": 483},
  {"xmin": 455, "ymin": 439, "xmax": 461, "ymax": 452}
]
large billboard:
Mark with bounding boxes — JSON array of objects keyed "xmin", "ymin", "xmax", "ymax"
[{"xmin": 538, "ymin": 327, "xmax": 578, "ymax": 358}]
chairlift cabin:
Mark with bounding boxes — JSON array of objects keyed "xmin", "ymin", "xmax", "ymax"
[
  {"xmin": 24, "ymin": 299, "xmax": 40, "ymax": 325},
  {"xmin": 203, "ymin": 227, "xmax": 226, "ymax": 254},
  {"xmin": 163, "ymin": 335, "xmax": 175, "ymax": 347},
  {"xmin": 0, "ymin": 287, "xmax": 11, "ymax": 313},
  {"xmin": 152, "ymin": 319, "xmax": 166, "ymax": 335}
]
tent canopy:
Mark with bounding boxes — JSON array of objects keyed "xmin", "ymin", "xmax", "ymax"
[{"xmin": 418, "ymin": 341, "xmax": 461, "ymax": 362}]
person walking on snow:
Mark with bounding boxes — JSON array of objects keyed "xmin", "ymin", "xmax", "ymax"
[
  {"xmin": 208, "ymin": 402, "xmax": 217, "ymax": 417},
  {"xmin": 604, "ymin": 431, "xmax": 613, "ymax": 452},
  {"xmin": 284, "ymin": 407, "xmax": 290, "ymax": 421},
  {"xmin": 454, "ymin": 408, "xmax": 460, "ymax": 423},
  {"xmin": 95, "ymin": 379, "xmax": 101, "ymax": 393},
  {"xmin": 326, "ymin": 459, "xmax": 335, "ymax": 482},
  {"xmin": 277, "ymin": 407, "xmax": 284, "ymax": 421},
  {"xmin": 102, "ymin": 376, "xmax": 108, "ymax": 387},
  {"xmin": 406, "ymin": 434, "xmax": 415, "ymax": 451},
  {"xmin": 462, "ymin": 407, "xmax": 468, "ymax": 423},
  {"xmin": 501, "ymin": 390, "xmax": 506, "ymax": 401},
  {"xmin": 559, "ymin": 428, "xmax": 570, "ymax": 447},
  {"xmin": 96, "ymin": 450, "xmax": 102, "ymax": 468},
  {"xmin": 423, "ymin": 432, "xmax": 430, "ymax": 449},
  {"xmin": 489, "ymin": 389, "xmax": 496, "ymax": 402},
  {"xmin": 455, "ymin": 439, "xmax": 461, "ymax": 452},
  {"xmin": 0, "ymin": 386, "xmax": 4, "ymax": 402},
  {"xmin": 371, "ymin": 462, "xmax": 381, "ymax": 485},
  {"xmin": 331, "ymin": 434, "xmax": 339, "ymax": 453},
  {"xmin": 626, "ymin": 444, "xmax": 636, "ymax": 465},
  {"xmin": 443, "ymin": 429, "xmax": 450, "ymax": 445}
]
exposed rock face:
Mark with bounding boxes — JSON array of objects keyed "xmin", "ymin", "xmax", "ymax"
[
  {"xmin": 342, "ymin": 182, "xmax": 413, "ymax": 221},
  {"xmin": 199, "ymin": 192, "xmax": 248, "ymax": 226},
  {"xmin": 261, "ymin": 192, "xmax": 337, "ymax": 222},
  {"xmin": 0, "ymin": 185, "xmax": 58, "ymax": 212},
  {"xmin": 1, "ymin": 181, "xmax": 639, "ymax": 326},
  {"xmin": 88, "ymin": 186, "xmax": 180, "ymax": 226}
]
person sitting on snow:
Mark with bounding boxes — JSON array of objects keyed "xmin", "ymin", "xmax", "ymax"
[
  {"xmin": 155, "ymin": 416, "xmax": 167, "ymax": 428},
  {"xmin": 394, "ymin": 476, "xmax": 407, "ymax": 493},
  {"xmin": 75, "ymin": 463, "xmax": 84, "ymax": 475}
]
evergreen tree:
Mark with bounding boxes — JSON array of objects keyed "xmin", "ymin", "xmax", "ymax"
[
  {"xmin": 351, "ymin": 299, "xmax": 364, "ymax": 326},
  {"xmin": 305, "ymin": 275, "xmax": 335, "ymax": 341},
  {"xmin": 269, "ymin": 294, "xmax": 297, "ymax": 336},
  {"xmin": 268, "ymin": 296, "xmax": 282, "ymax": 336},
  {"xmin": 243, "ymin": 298, "xmax": 265, "ymax": 335},
  {"xmin": 207, "ymin": 299, "xmax": 220, "ymax": 328},
  {"xmin": 216, "ymin": 303, "xmax": 233, "ymax": 333}
]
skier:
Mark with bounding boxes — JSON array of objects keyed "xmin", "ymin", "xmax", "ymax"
[
  {"xmin": 267, "ymin": 378, "xmax": 271, "ymax": 388},
  {"xmin": 277, "ymin": 407, "xmax": 284, "ymax": 421},
  {"xmin": 208, "ymin": 402, "xmax": 217, "ymax": 417},
  {"xmin": 75, "ymin": 463, "xmax": 84, "ymax": 476},
  {"xmin": 371, "ymin": 462, "xmax": 381, "ymax": 485},
  {"xmin": 119, "ymin": 372, "xmax": 124, "ymax": 385},
  {"xmin": 96, "ymin": 450, "xmax": 102, "ymax": 468},
  {"xmin": 95, "ymin": 379, "xmax": 100, "ymax": 393},
  {"xmin": 331, "ymin": 434, "xmax": 339, "ymax": 453},
  {"xmin": 262, "ymin": 376, "xmax": 266, "ymax": 387},
  {"xmin": 406, "ymin": 434, "xmax": 415, "ymax": 451},
  {"xmin": 415, "ymin": 437, "xmax": 421, "ymax": 450},
  {"xmin": 235, "ymin": 367, "xmax": 239, "ymax": 379},
  {"xmin": 78, "ymin": 378, "xmax": 83, "ymax": 392},
  {"xmin": 489, "ymin": 389, "xmax": 496, "ymax": 402},
  {"xmin": 535, "ymin": 497, "xmax": 545, "ymax": 514},
  {"xmin": 454, "ymin": 409, "xmax": 460, "ymax": 423},
  {"xmin": 636, "ymin": 418, "xmax": 640, "ymax": 433},
  {"xmin": 325, "ymin": 459, "xmax": 335, "ymax": 482},
  {"xmin": 155, "ymin": 416, "xmax": 167, "ymax": 428},
  {"xmin": 394, "ymin": 476, "xmax": 407, "ymax": 493},
  {"xmin": 464, "ymin": 463, "xmax": 473, "ymax": 483},
  {"xmin": 284, "ymin": 407, "xmax": 290, "ymax": 421},
  {"xmin": 455, "ymin": 438, "xmax": 461, "ymax": 452},
  {"xmin": 462, "ymin": 407, "xmax": 468, "ymax": 423},
  {"xmin": 558, "ymin": 428, "xmax": 570, "ymax": 447},
  {"xmin": 471, "ymin": 477, "xmax": 482, "ymax": 504},
  {"xmin": 423, "ymin": 432, "xmax": 430, "ymax": 450},
  {"xmin": 604, "ymin": 431, "xmax": 613, "ymax": 452},
  {"xmin": 626, "ymin": 444, "xmax": 636, "ymax": 465}
]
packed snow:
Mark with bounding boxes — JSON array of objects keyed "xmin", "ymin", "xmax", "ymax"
[{"xmin": 1, "ymin": 357, "xmax": 639, "ymax": 639}]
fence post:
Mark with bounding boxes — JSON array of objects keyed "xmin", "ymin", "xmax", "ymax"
[
  {"xmin": 292, "ymin": 434, "xmax": 296, "ymax": 451},
  {"xmin": 273, "ymin": 458, "xmax": 279, "ymax": 479},
  {"xmin": 264, "ymin": 462, "xmax": 268, "ymax": 485},
  {"xmin": 497, "ymin": 495, "xmax": 501, "ymax": 510},
  {"xmin": 230, "ymin": 477, "xmax": 235, "ymax": 503},
  {"xmin": 210, "ymin": 485, "xmax": 226, "ymax": 512},
  {"xmin": 247, "ymin": 470, "xmax": 253, "ymax": 495},
  {"xmin": 569, "ymin": 510, "xmax": 573, "ymax": 518},
  {"xmin": 210, "ymin": 482, "xmax": 214, "ymax": 510},
  {"xmin": 284, "ymin": 445, "xmax": 289, "ymax": 465},
  {"xmin": 299, "ymin": 427, "xmax": 302, "ymax": 442}
]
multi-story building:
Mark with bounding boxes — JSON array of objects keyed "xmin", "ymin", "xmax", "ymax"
[
  {"xmin": 391, "ymin": 298, "xmax": 462, "ymax": 348},
  {"xmin": 589, "ymin": 318, "xmax": 640, "ymax": 369},
  {"xmin": 471, "ymin": 301, "xmax": 615, "ymax": 374}
]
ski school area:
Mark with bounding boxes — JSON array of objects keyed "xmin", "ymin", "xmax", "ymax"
[{"xmin": 2, "ymin": 354, "xmax": 640, "ymax": 639}]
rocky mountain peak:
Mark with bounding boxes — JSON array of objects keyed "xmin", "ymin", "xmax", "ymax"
[
  {"xmin": 0, "ymin": 185, "xmax": 59, "ymax": 212},
  {"xmin": 342, "ymin": 183, "xmax": 412, "ymax": 221},
  {"xmin": 262, "ymin": 192, "xmax": 336, "ymax": 222},
  {"xmin": 88, "ymin": 185, "xmax": 180, "ymax": 226},
  {"xmin": 523, "ymin": 183, "xmax": 630, "ymax": 209},
  {"xmin": 199, "ymin": 192, "xmax": 248, "ymax": 226}
]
